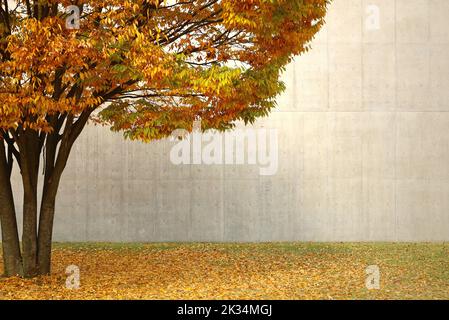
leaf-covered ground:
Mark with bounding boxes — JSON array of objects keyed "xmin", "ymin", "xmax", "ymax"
[{"xmin": 1, "ymin": 243, "xmax": 448, "ymax": 300}]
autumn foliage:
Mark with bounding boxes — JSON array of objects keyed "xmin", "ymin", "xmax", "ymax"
[
  {"xmin": 1, "ymin": 0, "xmax": 329, "ymax": 138},
  {"xmin": 0, "ymin": 0, "xmax": 329, "ymax": 278},
  {"xmin": 2, "ymin": 243, "xmax": 449, "ymax": 300}
]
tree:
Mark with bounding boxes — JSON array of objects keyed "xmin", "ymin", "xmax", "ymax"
[{"xmin": 0, "ymin": 0, "xmax": 329, "ymax": 278}]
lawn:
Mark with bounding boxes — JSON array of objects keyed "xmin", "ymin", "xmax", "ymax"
[{"xmin": 1, "ymin": 243, "xmax": 448, "ymax": 300}]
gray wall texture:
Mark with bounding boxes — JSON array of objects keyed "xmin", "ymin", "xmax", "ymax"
[{"xmin": 8, "ymin": 0, "xmax": 449, "ymax": 242}]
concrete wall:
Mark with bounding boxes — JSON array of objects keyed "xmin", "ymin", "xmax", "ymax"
[{"xmin": 8, "ymin": 0, "xmax": 449, "ymax": 241}]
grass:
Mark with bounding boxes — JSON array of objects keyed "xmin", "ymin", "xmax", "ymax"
[{"xmin": 1, "ymin": 243, "xmax": 448, "ymax": 300}]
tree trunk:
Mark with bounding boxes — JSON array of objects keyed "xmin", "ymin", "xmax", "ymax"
[
  {"xmin": 37, "ymin": 197, "xmax": 56, "ymax": 275},
  {"xmin": 0, "ymin": 141, "xmax": 23, "ymax": 277},
  {"xmin": 18, "ymin": 130, "xmax": 41, "ymax": 278},
  {"xmin": 21, "ymin": 186, "xmax": 38, "ymax": 278},
  {"xmin": 37, "ymin": 130, "xmax": 65, "ymax": 275}
]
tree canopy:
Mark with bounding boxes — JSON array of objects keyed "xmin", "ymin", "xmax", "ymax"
[{"xmin": 0, "ymin": 0, "xmax": 328, "ymax": 141}]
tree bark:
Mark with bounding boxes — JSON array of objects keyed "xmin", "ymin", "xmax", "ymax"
[
  {"xmin": 37, "ymin": 132, "xmax": 60, "ymax": 275},
  {"xmin": 0, "ymin": 140, "xmax": 23, "ymax": 277},
  {"xmin": 17, "ymin": 130, "xmax": 41, "ymax": 278},
  {"xmin": 37, "ymin": 199, "xmax": 56, "ymax": 275}
]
